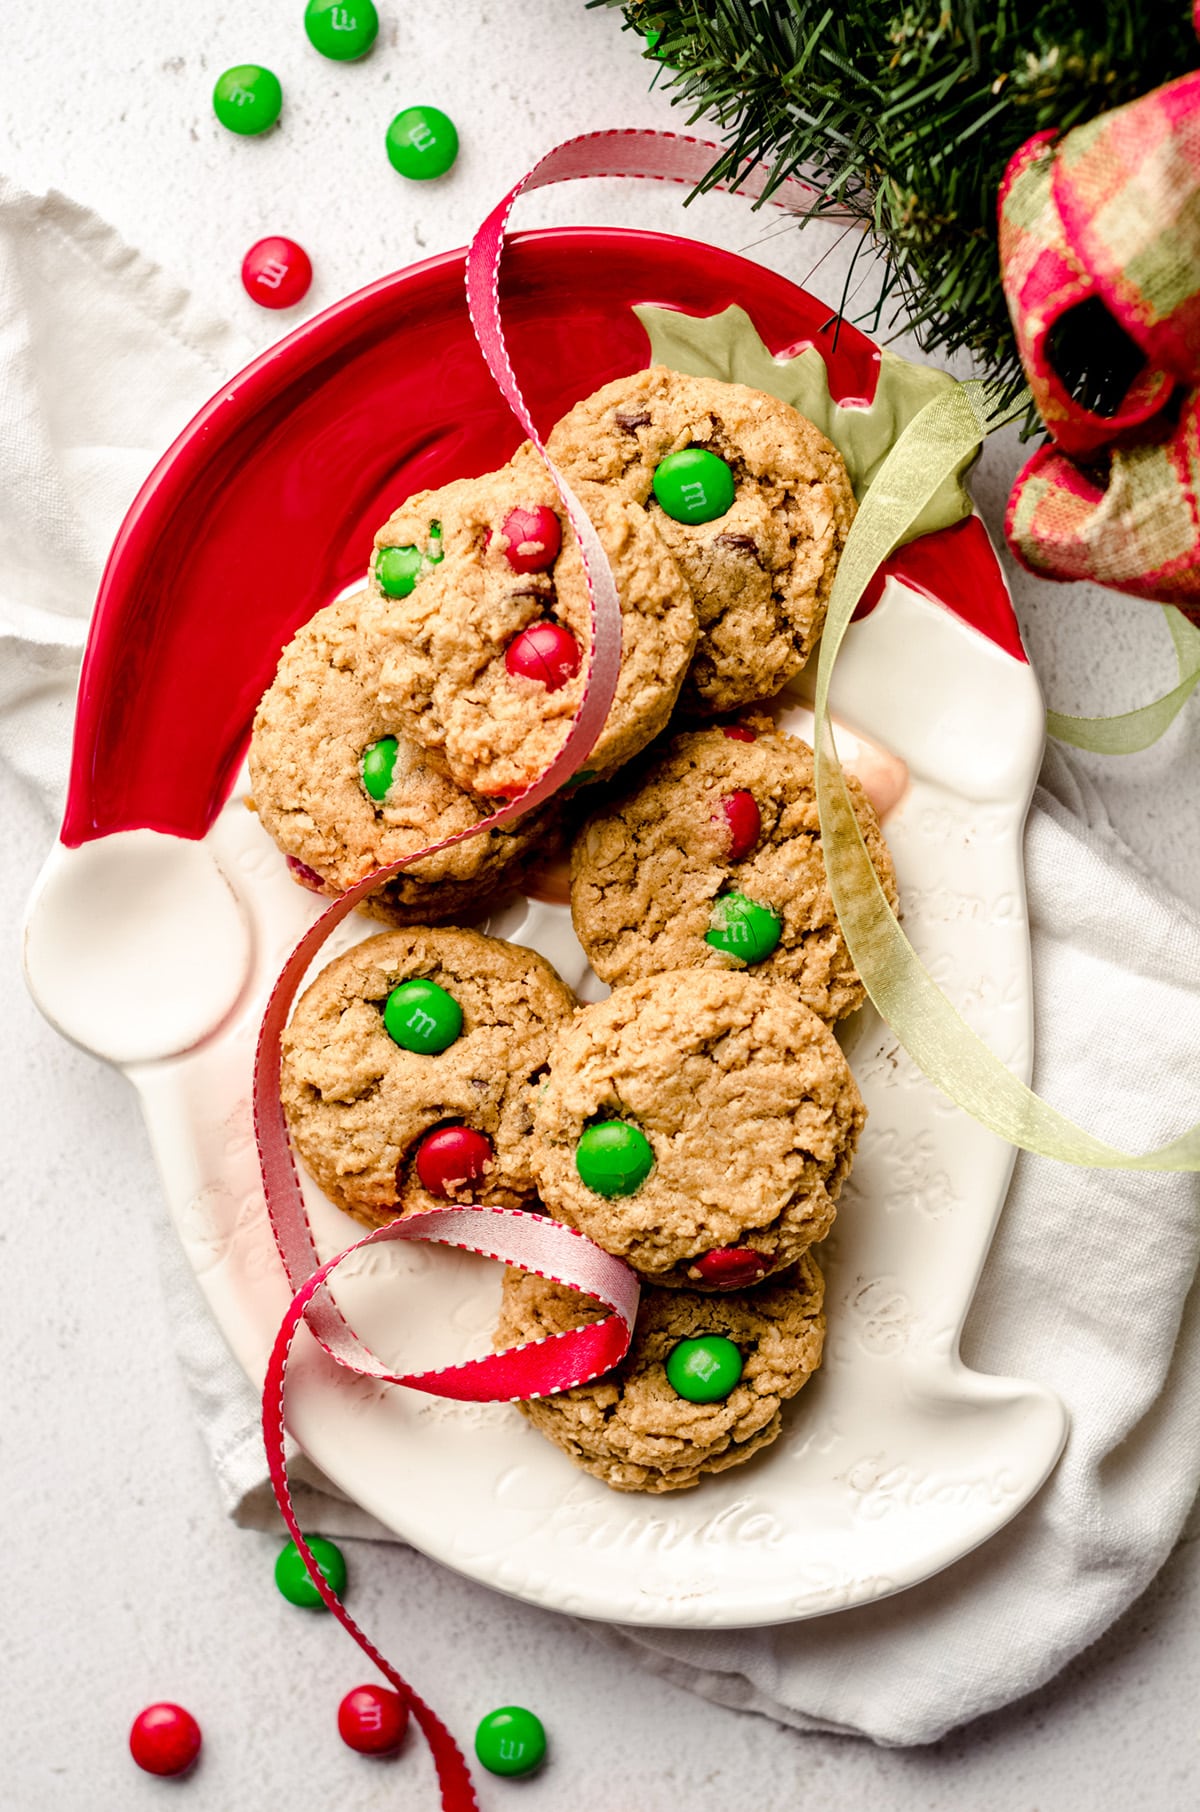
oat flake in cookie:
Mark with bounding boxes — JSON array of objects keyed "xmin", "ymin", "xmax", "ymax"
[
  {"xmin": 248, "ymin": 594, "xmax": 558, "ymax": 926},
  {"xmin": 495, "ymin": 1256, "xmax": 825, "ymax": 1493},
  {"xmin": 531, "ymin": 969, "xmax": 864, "ymax": 1288},
  {"xmin": 361, "ymin": 458, "xmax": 697, "ymax": 799},
  {"xmin": 280, "ymin": 928, "xmax": 575, "ymax": 1230},
  {"xmin": 545, "ymin": 365, "xmax": 856, "ymax": 713},
  {"xmin": 570, "ymin": 724, "xmax": 898, "ymax": 1020}
]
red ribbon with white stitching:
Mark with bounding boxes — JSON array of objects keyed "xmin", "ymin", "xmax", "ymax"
[{"xmin": 255, "ymin": 129, "xmax": 819, "ymax": 1809}]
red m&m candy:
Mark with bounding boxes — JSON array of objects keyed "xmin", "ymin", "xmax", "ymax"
[
  {"xmin": 505, "ymin": 622, "xmax": 580, "ymax": 691},
  {"xmin": 129, "ymin": 1703, "xmax": 202, "ymax": 1777},
  {"xmin": 722, "ymin": 724, "xmax": 756, "ymax": 742},
  {"xmin": 691, "ymin": 1246, "xmax": 770, "ymax": 1289},
  {"xmin": 719, "ymin": 790, "xmax": 761, "ymax": 862},
  {"xmin": 500, "ymin": 505, "xmax": 561, "ymax": 573},
  {"xmin": 338, "ymin": 1684, "xmax": 410, "ymax": 1756},
  {"xmin": 415, "ymin": 1125, "xmax": 493, "ymax": 1196},
  {"xmin": 241, "ymin": 236, "xmax": 312, "ymax": 310}
]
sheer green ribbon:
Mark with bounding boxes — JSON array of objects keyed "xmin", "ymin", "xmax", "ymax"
[
  {"xmin": 1046, "ymin": 605, "xmax": 1200, "ymax": 754},
  {"xmin": 813, "ymin": 381, "xmax": 1200, "ymax": 1171}
]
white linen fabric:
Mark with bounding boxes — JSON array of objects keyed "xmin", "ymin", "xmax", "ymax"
[{"xmin": 4, "ymin": 176, "xmax": 1198, "ymax": 1748}]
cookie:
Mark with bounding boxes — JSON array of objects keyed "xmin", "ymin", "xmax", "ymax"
[
  {"xmin": 280, "ymin": 928, "xmax": 575, "ymax": 1229},
  {"xmin": 545, "ymin": 365, "xmax": 856, "ymax": 713},
  {"xmin": 531, "ymin": 969, "xmax": 864, "ymax": 1287},
  {"xmin": 496, "ymin": 1255, "xmax": 825, "ymax": 1493},
  {"xmin": 360, "ymin": 458, "xmax": 697, "ymax": 799},
  {"xmin": 570, "ymin": 723, "xmax": 897, "ymax": 1020},
  {"xmin": 248, "ymin": 594, "xmax": 558, "ymax": 926}
]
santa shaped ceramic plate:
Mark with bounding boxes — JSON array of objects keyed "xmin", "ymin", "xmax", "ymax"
[{"xmin": 23, "ymin": 227, "xmax": 1065, "ymax": 1628}]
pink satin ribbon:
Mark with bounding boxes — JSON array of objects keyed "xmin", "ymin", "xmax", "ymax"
[{"xmin": 254, "ymin": 127, "xmax": 819, "ymax": 1809}]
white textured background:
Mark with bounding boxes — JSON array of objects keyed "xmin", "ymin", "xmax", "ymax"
[{"xmin": 3, "ymin": 3, "xmax": 1199, "ymax": 1808}]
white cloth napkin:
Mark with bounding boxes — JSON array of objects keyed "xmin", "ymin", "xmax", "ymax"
[{"xmin": 5, "ymin": 175, "xmax": 1199, "ymax": 1748}]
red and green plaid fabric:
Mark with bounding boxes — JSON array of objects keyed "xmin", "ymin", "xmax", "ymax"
[{"xmin": 999, "ymin": 71, "xmax": 1200, "ymax": 619}]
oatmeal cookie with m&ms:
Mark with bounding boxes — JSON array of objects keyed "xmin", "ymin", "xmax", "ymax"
[
  {"xmin": 496, "ymin": 1255, "xmax": 825, "ymax": 1492},
  {"xmin": 531, "ymin": 968, "xmax": 864, "ymax": 1289},
  {"xmin": 545, "ymin": 365, "xmax": 855, "ymax": 713},
  {"xmin": 361, "ymin": 459, "xmax": 697, "ymax": 799},
  {"xmin": 570, "ymin": 723, "xmax": 897, "ymax": 1020},
  {"xmin": 281, "ymin": 927, "xmax": 575, "ymax": 1229},
  {"xmin": 248, "ymin": 594, "xmax": 559, "ymax": 925}
]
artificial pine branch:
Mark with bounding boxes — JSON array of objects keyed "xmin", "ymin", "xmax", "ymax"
[{"xmin": 595, "ymin": 0, "xmax": 1196, "ymax": 407}]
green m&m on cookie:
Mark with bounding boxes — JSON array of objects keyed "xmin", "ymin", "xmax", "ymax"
[
  {"xmin": 706, "ymin": 892, "xmax": 781, "ymax": 964},
  {"xmin": 386, "ymin": 106, "xmax": 459, "ymax": 180},
  {"xmin": 213, "ymin": 65, "xmax": 282, "ymax": 136},
  {"xmin": 275, "ymin": 1535, "xmax": 346, "ymax": 1608},
  {"xmin": 361, "ymin": 735, "xmax": 398, "ymax": 801},
  {"xmin": 304, "ymin": 0, "xmax": 379, "ymax": 60},
  {"xmin": 666, "ymin": 1335, "xmax": 743, "ymax": 1403},
  {"xmin": 376, "ymin": 524, "xmax": 444, "ymax": 596},
  {"xmin": 575, "ymin": 1119, "xmax": 654, "ymax": 1197},
  {"xmin": 376, "ymin": 544, "xmax": 424, "ymax": 597},
  {"xmin": 652, "ymin": 447, "xmax": 735, "ymax": 525},
  {"xmin": 384, "ymin": 978, "xmax": 463, "ymax": 1054}
]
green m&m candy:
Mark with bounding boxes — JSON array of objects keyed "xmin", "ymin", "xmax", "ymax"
[
  {"xmin": 274, "ymin": 1535, "xmax": 346, "ymax": 1608},
  {"xmin": 386, "ymin": 106, "xmax": 459, "ymax": 180},
  {"xmin": 666, "ymin": 1335, "xmax": 744, "ymax": 1404},
  {"xmin": 474, "ymin": 1705, "xmax": 547, "ymax": 1778},
  {"xmin": 705, "ymin": 892, "xmax": 782, "ymax": 964},
  {"xmin": 304, "ymin": 0, "xmax": 379, "ymax": 61},
  {"xmin": 361, "ymin": 735, "xmax": 398, "ymax": 801},
  {"xmin": 212, "ymin": 65, "xmax": 283, "ymax": 136},
  {"xmin": 375, "ymin": 543, "xmax": 424, "ymax": 597},
  {"xmin": 652, "ymin": 447, "xmax": 735, "ymax": 525},
  {"xmin": 383, "ymin": 978, "xmax": 463, "ymax": 1054},
  {"xmin": 575, "ymin": 1120, "xmax": 654, "ymax": 1197}
]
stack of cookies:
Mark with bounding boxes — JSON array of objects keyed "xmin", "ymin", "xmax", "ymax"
[{"xmin": 253, "ymin": 365, "xmax": 898, "ymax": 1494}]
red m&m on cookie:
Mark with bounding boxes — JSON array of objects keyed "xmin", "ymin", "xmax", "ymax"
[
  {"xmin": 241, "ymin": 236, "xmax": 312, "ymax": 309},
  {"xmin": 718, "ymin": 790, "xmax": 761, "ymax": 862},
  {"xmin": 690, "ymin": 1246, "xmax": 769, "ymax": 1289},
  {"xmin": 415, "ymin": 1125, "xmax": 493, "ymax": 1196},
  {"xmin": 500, "ymin": 505, "xmax": 561, "ymax": 573},
  {"xmin": 505, "ymin": 622, "xmax": 580, "ymax": 691},
  {"xmin": 129, "ymin": 1703, "xmax": 202, "ymax": 1777}
]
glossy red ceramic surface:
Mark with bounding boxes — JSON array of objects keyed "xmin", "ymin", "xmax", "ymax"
[{"xmin": 62, "ymin": 227, "xmax": 1022, "ymax": 848}]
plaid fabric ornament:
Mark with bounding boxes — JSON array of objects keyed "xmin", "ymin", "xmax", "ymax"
[{"xmin": 1000, "ymin": 71, "xmax": 1200, "ymax": 620}]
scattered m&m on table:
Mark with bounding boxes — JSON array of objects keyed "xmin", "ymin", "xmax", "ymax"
[
  {"xmin": 275, "ymin": 1534, "xmax": 347, "ymax": 1608},
  {"xmin": 337, "ymin": 1684, "xmax": 409, "ymax": 1755},
  {"xmin": 305, "ymin": 0, "xmax": 380, "ymax": 61},
  {"xmin": 575, "ymin": 1119, "xmax": 654, "ymax": 1197},
  {"xmin": 241, "ymin": 236, "xmax": 312, "ymax": 310},
  {"xmin": 129, "ymin": 1703, "xmax": 202, "ymax": 1777},
  {"xmin": 386, "ymin": 105, "xmax": 459, "ymax": 179},
  {"xmin": 652, "ymin": 447, "xmax": 735, "ymax": 524},
  {"xmin": 666, "ymin": 1335, "xmax": 744, "ymax": 1403},
  {"xmin": 383, "ymin": 977, "xmax": 463, "ymax": 1054},
  {"xmin": 213, "ymin": 63, "xmax": 282, "ymax": 135},
  {"xmin": 475, "ymin": 1705, "xmax": 547, "ymax": 1777}
]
